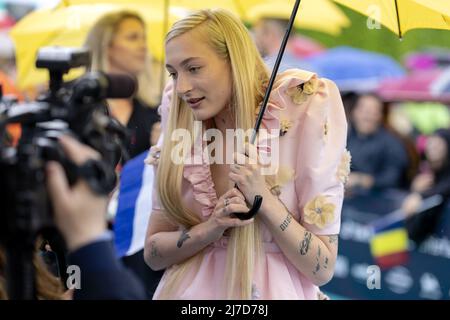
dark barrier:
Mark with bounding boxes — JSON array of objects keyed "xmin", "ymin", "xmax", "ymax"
[{"xmin": 323, "ymin": 190, "xmax": 450, "ymax": 300}]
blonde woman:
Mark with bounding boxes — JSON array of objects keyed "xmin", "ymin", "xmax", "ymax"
[
  {"xmin": 85, "ymin": 11, "xmax": 162, "ymax": 158},
  {"xmin": 144, "ymin": 9, "xmax": 349, "ymax": 300}
]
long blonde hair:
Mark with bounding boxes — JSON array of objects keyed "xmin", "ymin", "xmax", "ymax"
[
  {"xmin": 157, "ymin": 9, "xmax": 271, "ymax": 299},
  {"xmin": 84, "ymin": 11, "xmax": 161, "ymax": 106}
]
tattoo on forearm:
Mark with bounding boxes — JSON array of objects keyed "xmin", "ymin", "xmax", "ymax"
[
  {"xmin": 151, "ymin": 240, "xmax": 162, "ymax": 258},
  {"xmin": 313, "ymin": 244, "xmax": 321, "ymax": 275},
  {"xmin": 313, "ymin": 244, "xmax": 331, "ymax": 276},
  {"xmin": 313, "ymin": 262, "xmax": 321, "ymax": 275},
  {"xmin": 328, "ymin": 235, "xmax": 338, "ymax": 245},
  {"xmin": 324, "ymin": 257, "xmax": 329, "ymax": 269},
  {"xmin": 280, "ymin": 213, "xmax": 293, "ymax": 231},
  {"xmin": 177, "ymin": 229, "xmax": 191, "ymax": 248},
  {"xmin": 299, "ymin": 231, "xmax": 312, "ymax": 255}
]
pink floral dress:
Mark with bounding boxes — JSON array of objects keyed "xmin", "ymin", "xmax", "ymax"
[{"xmin": 147, "ymin": 69, "xmax": 349, "ymax": 299}]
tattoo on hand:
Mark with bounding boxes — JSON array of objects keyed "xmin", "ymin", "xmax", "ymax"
[
  {"xmin": 313, "ymin": 262, "xmax": 320, "ymax": 275},
  {"xmin": 299, "ymin": 231, "xmax": 312, "ymax": 255},
  {"xmin": 328, "ymin": 235, "xmax": 338, "ymax": 245},
  {"xmin": 280, "ymin": 213, "xmax": 293, "ymax": 231},
  {"xmin": 151, "ymin": 240, "xmax": 162, "ymax": 258},
  {"xmin": 324, "ymin": 257, "xmax": 329, "ymax": 269},
  {"xmin": 177, "ymin": 229, "xmax": 191, "ymax": 248}
]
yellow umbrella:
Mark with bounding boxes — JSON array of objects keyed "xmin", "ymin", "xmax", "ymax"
[
  {"xmin": 413, "ymin": 0, "xmax": 450, "ymax": 16},
  {"xmin": 9, "ymin": 1, "xmax": 242, "ymax": 89},
  {"xmin": 63, "ymin": 0, "xmax": 350, "ymax": 32},
  {"xmin": 333, "ymin": 0, "xmax": 450, "ymax": 38},
  {"xmin": 245, "ymin": 0, "xmax": 350, "ymax": 36},
  {"xmin": 11, "ymin": 0, "xmax": 350, "ymax": 89},
  {"xmin": 10, "ymin": 2, "xmax": 187, "ymax": 89}
]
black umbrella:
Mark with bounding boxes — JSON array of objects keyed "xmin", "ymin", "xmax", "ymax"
[{"xmin": 233, "ymin": 0, "xmax": 301, "ymax": 220}]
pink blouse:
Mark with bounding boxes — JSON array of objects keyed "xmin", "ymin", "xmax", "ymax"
[{"xmin": 148, "ymin": 69, "xmax": 349, "ymax": 299}]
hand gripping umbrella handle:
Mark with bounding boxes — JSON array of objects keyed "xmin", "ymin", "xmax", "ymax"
[
  {"xmin": 232, "ymin": 0, "xmax": 301, "ymax": 220},
  {"xmin": 233, "ymin": 192, "xmax": 263, "ymax": 220}
]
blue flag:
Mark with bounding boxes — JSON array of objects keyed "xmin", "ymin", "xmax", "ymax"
[{"xmin": 114, "ymin": 151, "xmax": 154, "ymax": 258}]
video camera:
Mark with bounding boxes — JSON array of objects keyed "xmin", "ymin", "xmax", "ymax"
[{"xmin": 0, "ymin": 47, "xmax": 136, "ymax": 299}]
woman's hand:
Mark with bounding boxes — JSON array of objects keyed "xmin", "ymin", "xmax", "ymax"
[
  {"xmin": 205, "ymin": 188, "xmax": 254, "ymax": 241},
  {"xmin": 347, "ymin": 172, "xmax": 374, "ymax": 190},
  {"xmin": 411, "ymin": 173, "xmax": 434, "ymax": 193},
  {"xmin": 401, "ymin": 192, "xmax": 423, "ymax": 218},
  {"xmin": 229, "ymin": 143, "xmax": 274, "ymax": 209}
]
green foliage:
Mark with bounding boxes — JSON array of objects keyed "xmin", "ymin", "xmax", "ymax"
[{"xmin": 297, "ymin": 6, "xmax": 450, "ymax": 62}]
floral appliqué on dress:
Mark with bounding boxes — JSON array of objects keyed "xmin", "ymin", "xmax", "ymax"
[
  {"xmin": 280, "ymin": 119, "xmax": 293, "ymax": 136},
  {"xmin": 286, "ymin": 77, "xmax": 319, "ymax": 105},
  {"xmin": 336, "ymin": 149, "xmax": 352, "ymax": 184},
  {"xmin": 269, "ymin": 166, "xmax": 295, "ymax": 197},
  {"xmin": 304, "ymin": 195, "xmax": 335, "ymax": 229}
]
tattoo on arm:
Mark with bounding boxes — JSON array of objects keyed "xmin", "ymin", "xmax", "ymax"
[
  {"xmin": 279, "ymin": 213, "xmax": 293, "ymax": 231},
  {"xmin": 151, "ymin": 240, "xmax": 162, "ymax": 258},
  {"xmin": 313, "ymin": 262, "xmax": 321, "ymax": 275},
  {"xmin": 313, "ymin": 244, "xmax": 331, "ymax": 276},
  {"xmin": 299, "ymin": 231, "xmax": 312, "ymax": 255},
  {"xmin": 176, "ymin": 229, "xmax": 191, "ymax": 248},
  {"xmin": 313, "ymin": 245, "xmax": 321, "ymax": 275},
  {"xmin": 324, "ymin": 257, "xmax": 329, "ymax": 269},
  {"xmin": 328, "ymin": 235, "xmax": 338, "ymax": 245}
]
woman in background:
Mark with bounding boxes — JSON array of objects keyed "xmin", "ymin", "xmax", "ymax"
[
  {"xmin": 85, "ymin": 11, "xmax": 161, "ymax": 159},
  {"xmin": 85, "ymin": 11, "xmax": 164, "ymax": 299},
  {"xmin": 402, "ymin": 128, "xmax": 450, "ymax": 244}
]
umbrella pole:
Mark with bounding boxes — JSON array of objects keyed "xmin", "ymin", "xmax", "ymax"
[
  {"xmin": 394, "ymin": 0, "xmax": 403, "ymax": 39},
  {"xmin": 159, "ymin": 0, "xmax": 170, "ymax": 100},
  {"xmin": 234, "ymin": 0, "xmax": 302, "ymax": 220}
]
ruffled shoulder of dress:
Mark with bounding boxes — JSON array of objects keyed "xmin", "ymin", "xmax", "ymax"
[
  {"xmin": 273, "ymin": 69, "xmax": 329, "ymax": 105},
  {"xmin": 183, "ymin": 151, "xmax": 218, "ymax": 218},
  {"xmin": 258, "ymin": 68, "xmax": 329, "ymax": 132},
  {"xmin": 276, "ymin": 68, "xmax": 318, "ymax": 87}
]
